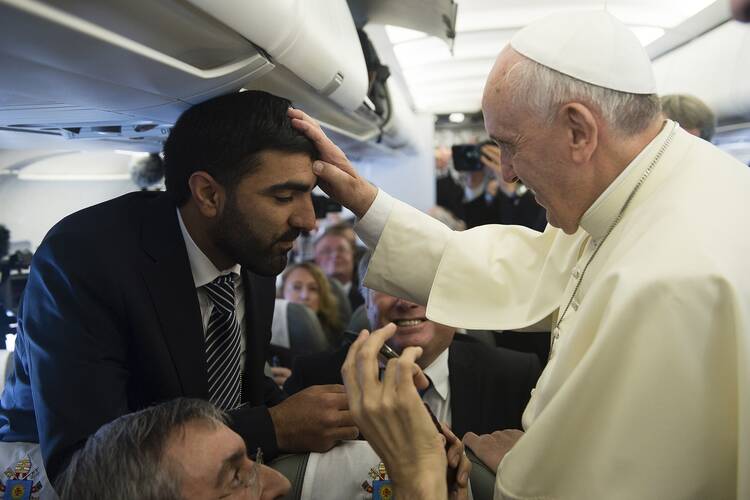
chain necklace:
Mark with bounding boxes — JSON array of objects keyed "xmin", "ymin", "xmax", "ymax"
[{"xmin": 550, "ymin": 123, "xmax": 677, "ymax": 351}]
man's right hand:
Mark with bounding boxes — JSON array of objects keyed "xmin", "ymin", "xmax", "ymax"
[
  {"xmin": 268, "ymin": 384, "xmax": 358, "ymax": 452},
  {"xmin": 288, "ymin": 108, "xmax": 378, "ymax": 219}
]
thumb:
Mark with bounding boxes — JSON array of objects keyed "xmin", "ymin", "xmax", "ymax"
[{"xmin": 312, "ymin": 160, "xmax": 376, "ymax": 219}]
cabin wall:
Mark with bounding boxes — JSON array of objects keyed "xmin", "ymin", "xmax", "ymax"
[
  {"xmin": 355, "ymin": 113, "xmax": 436, "ymax": 212},
  {"xmin": 0, "ymin": 176, "xmax": 137, "ymax": 251}
]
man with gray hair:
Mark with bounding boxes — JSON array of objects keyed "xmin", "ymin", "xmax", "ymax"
[
  {"xmin": 660, "ymin": 93, "xmax": 716, "ymax": 141},
  {"xmin": 290, "ymin": 8, "xmax": 750, "ymax": 500},
  {"xmin": 55, "ymin": 398, "xmax": 290, "ymax": 500}
]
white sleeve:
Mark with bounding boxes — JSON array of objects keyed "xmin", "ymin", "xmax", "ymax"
[{"xmin": 354, "ymin": 189, "xmax": 395, "ymax": 249}]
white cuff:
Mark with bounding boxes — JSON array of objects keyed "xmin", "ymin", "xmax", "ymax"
[{"xmin": 354, "ymin": 189, "xmax": 394, "ymax": 249}]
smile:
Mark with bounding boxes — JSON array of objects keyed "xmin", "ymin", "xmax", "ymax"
[{"xmin": 394, "ymin": 318, "xmax": 426, "ymax": 327}]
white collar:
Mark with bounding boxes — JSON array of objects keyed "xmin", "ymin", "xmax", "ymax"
[
  {"xmin": 176, "ymin": 208, "xmax": 241, "ymax": 288},
  {"xmin": 580, "ymin": 120, "xmax": 676, "ymax": 242},
  {"xmin": 423, "ymin": 348, "xmax": 450, "ymax": 402}
]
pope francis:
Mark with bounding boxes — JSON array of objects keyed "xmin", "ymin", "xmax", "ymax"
[{"xmin": 289, "ymin": 9, "xmax": 750, "ymax": 500}]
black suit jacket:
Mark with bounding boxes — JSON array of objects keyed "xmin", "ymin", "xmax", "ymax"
[
  {"xmin": 285, "ymin": 337, "xmax": 540, "ymax": 437},
  {"xmin": 0, "ymin": 192, "xmax": 286, "ymax": 481}
]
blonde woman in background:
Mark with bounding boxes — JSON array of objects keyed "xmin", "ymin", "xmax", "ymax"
[{"xmin": 279, "ymin": 262, "xmax": 343, "ymax": 346}]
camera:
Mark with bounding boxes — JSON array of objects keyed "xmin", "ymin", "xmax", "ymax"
[
  {"xmin": 451, "ymin": 141, "xmax": 491, "ymax": 171},
  {"xmin": 312, "ymin": 194, "xmax": 342, "ymax": 219}
]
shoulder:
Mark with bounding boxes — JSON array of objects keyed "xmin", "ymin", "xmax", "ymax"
[{"xmin": 450, "ymin": 339, "xmax": 539, "ymax": 375}]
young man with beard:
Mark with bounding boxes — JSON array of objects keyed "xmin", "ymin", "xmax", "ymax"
[{"xmin": 0, "ymin": 91, "xmax": 358, "ymax": 492}]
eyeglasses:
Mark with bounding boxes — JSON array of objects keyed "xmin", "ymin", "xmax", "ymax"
[{"xmin": 218, "ymin": 448, "xmax": 263, "ymax": 499}]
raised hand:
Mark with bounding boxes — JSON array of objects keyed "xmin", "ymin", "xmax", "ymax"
[
  {"xmin": 288, "ymin": 108, "xmax": 378, "ymax": 218},
  {"xmin": 341, "ymin": 325, "xmax": 447, "ymax": 500}
]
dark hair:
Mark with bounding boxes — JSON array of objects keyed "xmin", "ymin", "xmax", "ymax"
[
  {"xmin": 55, "ymin": 398, "xmax": 227, "ymax": 500},
  {"xmin": 163, "ymin": 90, "xmax": 318, "ymax": 205}
]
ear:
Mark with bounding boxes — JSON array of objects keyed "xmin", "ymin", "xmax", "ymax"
[
  {"xmin": 559, "ymin": 102, "xmax": 598, "ymax": 164},
  {"xmin": 187, "ymin": 171, "xmax": 226, "ymax": 218}
]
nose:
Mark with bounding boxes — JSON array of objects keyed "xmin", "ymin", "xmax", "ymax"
[
  {"xmin": 258, "ymin": 464, "xmax": 291, "ymax": 499},
  {"xmin": 500, "ymin": 150, "xmax": 518, "ymax": 183},
  {"xmin": 394, "ymin": 297, "xmax": 418, "ymax": 311},
  {"xmin": 290, "ymin": 196, "xmax": 317, "ymax": 232}
]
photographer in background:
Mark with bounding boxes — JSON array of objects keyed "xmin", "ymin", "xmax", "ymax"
[{"xmin": 454, "ymin": 143, "xmax": 546, "ymax": 230}]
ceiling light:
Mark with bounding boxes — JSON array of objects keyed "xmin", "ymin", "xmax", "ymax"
[{"xmin": 449, "ymin": 113, "xmax": 466, "ymax": 123}]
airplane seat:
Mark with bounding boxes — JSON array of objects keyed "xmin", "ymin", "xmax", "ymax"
[
  {"xmin": 347, "ymin": 304, "xmax": 369, "ymax": 334},
  {"xmin": 327, "ymin": 278, "xmax": 353, "ymax": 329},
  {"xmin": 271, "ymin": 299, "xmax": 333, "ymax": 366},
  {"xmin": 268, "ymin": 447, "xmax": 497, "ymax": 500},
  {"xmin": 269, "ymin": 453, "xmax": 309, "ymax": 500}
]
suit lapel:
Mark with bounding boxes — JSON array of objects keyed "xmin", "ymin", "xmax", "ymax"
[
  {"xmin": 140, "ymin": 195, "xmax": 207, "ymax": 398},
  {"xmin": 241, "ymin": 270, "xmax": 276, "ymax": 404},
  {"xmin": 448, "ymin": 342, "xmax": 483, "ymax": 437}
]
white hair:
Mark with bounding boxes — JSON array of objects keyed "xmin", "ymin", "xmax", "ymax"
[{"xmin": 504, "ymin": 56, "xmax": 661, "ymax": 136}]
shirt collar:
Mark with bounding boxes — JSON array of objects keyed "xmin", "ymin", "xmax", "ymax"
[
  {"xmin": 580, "ymin": 120, "xmax": 677, "ymax": 242},
  {"xmin": 423, "ymin": 348, "xmax": 450, "ymax": 402},
  {"xmin": 176, "ymin": 208, "xmax": 241, "ymax": 288}
]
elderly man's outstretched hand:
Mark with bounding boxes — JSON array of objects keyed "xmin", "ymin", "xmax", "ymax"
[
  {"xmin": 341, "ymin": 324, "xmax": 461, "ymax": 500},
  {"xmin": 288, "ymin": 108, "xmax": 378, "ymax": 219}
]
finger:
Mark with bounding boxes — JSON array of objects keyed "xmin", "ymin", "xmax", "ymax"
[
  {"xmin": 290, "ymin": 118, "xmax": 348, "ymax": 164},
  {"xmin": 354, "ymin": 325, "xmax": 394, "ymax": 398},
  {"xmin": 442, "ymin": 423, "xmax": 462, "ymax": 469},
  {"xmin": 341, "ymin": 330, "xmax": 370, "ymax": 405},
  {"xmin": 326, "ymin": 391, "xmax": 350, "ymax": 411},
  {"xmin": 329, "ymin": 425, "xmax": 360, "ymax": 442},
  {"xmin": 313, "ymin": 159, "xmax": 358, "ymax": 186},
  {"xmin": 463, "ymin": 431, "xmax": 480, "ymax": 451},
  {"xmin": 456, "ymin": 452, "xmax": 472, "ymax": 488},
  {"xmin": 315, "ymin": 384, "xmax": 347, "ymax": 394},
  {"xmin": 334, "ymin": 409, "xmax": 356, "ymax": 427},
  {"xmin": 287, "ymin": 107, "xmax": 319, "ymax": 127},
  {"xmin": 398, "ymin": 346, "xmax": 429, "ymax": 391}
]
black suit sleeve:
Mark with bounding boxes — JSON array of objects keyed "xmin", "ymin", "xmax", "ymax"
[{"xmin": 21, "ymin": 233, "xmax": 131, "ymax": 481}]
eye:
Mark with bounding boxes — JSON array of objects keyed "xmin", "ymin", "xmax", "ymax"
[{"xmin": 274, "ymin": 195, "xmax": 293, "ymax": 203}]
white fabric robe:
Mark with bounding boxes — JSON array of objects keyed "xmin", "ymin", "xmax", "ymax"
[{"xmin": 361, "ymin": 123, "xmax": 750, "ymax": 499}]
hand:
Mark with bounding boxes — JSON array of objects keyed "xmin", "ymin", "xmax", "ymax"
[
  {"xmin": 463, "ymin": 429, "xmax": 524, "ymax": 472},
  {"xmin": 480, "ymin": 144, "xmax": 503, "ymax": 179},
  {"xmin": 342, "ymin": 325, "xmax": 446, "ymax": 500},
  {"xmin": 288, "ymin": 108, "xmax": 378, "ymax": 218},
  {"xmin": 268, "ymin": 384, "xmax": 358, "ymax": 452},
  {"xmin": 442, "ymin": 423, "xmax": 471, "ymax": 500},
  {"xmin": 269, "ymin": 366, "xmax": 291, "ymax": 387}
]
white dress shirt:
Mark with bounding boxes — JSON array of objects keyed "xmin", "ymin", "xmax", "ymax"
[
  {"xmin": 176, "ymin": 209, "xmax": 246, "ymax": 368},
  {"xmin": 422, "ymin": 348, "xmax": 451, "ymax": 426}
]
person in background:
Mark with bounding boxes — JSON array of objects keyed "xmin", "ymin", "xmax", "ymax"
[
  {"xmin": 732, "ymin": 0, "xmax": 750, "ymax": 21},
  {"xmin": 435, "ymin": 146, "xmax": 465, "ymax": 221},
  {"xmin": 660, "ymin": 94, "xmax": 716, "ymax": 141},
  {"xmin": 55, "ymin": 398, "xmax": 290, "ymax": 500},
  {"xmin": 285, "ymin": 252, "xmax": 540, "ymax": 437},
  {"xmin": 278, "ymin": 262, "xmax": 343, "ymax": 346},
  {"xmin": 313, "ymin": 227, "xmax": 364, "ymax": 310},
  {"xmin": 461, "ymin": 144, "xmax": 546, "ymax": 231}
]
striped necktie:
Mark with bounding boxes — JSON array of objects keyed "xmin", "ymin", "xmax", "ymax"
[{"xmin": 203, "ymin": 273, "xmax": 242, "ymax": 411}]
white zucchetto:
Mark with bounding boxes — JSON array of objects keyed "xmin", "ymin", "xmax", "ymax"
[{"xmin": 510, "ymin": 10, "xmax": 656, "ymax": 94}]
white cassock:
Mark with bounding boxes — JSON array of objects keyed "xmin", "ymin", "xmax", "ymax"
[{"xmin": 356, "ymin": 122, "xmax": 750, "ymax": 499}]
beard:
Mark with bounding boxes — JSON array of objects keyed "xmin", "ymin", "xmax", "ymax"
[{"xmin": 212, "ymin": 197, "xmax": 298, "ymax": 277}]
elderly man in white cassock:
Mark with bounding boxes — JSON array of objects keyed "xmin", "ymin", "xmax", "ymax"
[{"xmin": 289, "ymin": 9, "xmax": 750, "ymax": 500}]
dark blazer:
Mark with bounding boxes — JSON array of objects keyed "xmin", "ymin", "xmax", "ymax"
[
  {"xmin": 0, "ymin": 192, "xmax": 286, "ymax": 481},
  {"xmin": 285, "ymin": 336, "xmax": 541, "ymax": 437}
]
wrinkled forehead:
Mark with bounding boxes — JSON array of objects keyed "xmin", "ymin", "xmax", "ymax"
[{"xmin": 482, "ymin": 46, "xmax": 521, "ymax": 110}]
